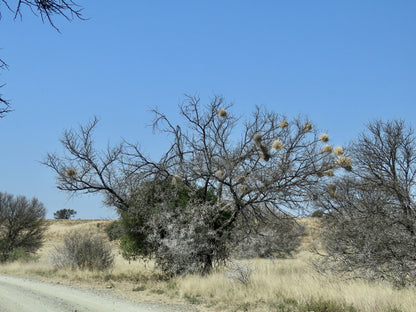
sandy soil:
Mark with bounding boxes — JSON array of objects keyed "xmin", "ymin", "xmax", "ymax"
[{"xmin": 0, "ymin": 275, "xmax": 197, "ymax": 312}]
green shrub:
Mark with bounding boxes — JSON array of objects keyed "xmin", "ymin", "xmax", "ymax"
[
  {"xmin": 0, "ymin": 192, "xmax": 46, "ymax": 262},
  {"xmin": 132, "ymin": 285, "xmax": 146, "ymax": 291},
  {"xmin": 7, "ymin": 247, "xmax": 40, "ymax": 262},
  {"xmin": 311, "ymin": 209, "xmax": 324, "ymax": 218},
  {"xmin": 302, "ymin": 299, "xmax": 357, "ymax": 312},
  {"xmin": 104, "ymin": 220, "xmax": 125, "ymax": 241}
]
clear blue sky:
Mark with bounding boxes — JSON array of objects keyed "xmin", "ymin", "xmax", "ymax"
[{"xmin": 0, "ymin": 1, "xmax": 415, "ymax": 219}]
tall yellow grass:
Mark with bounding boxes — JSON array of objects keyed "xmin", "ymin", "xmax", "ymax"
[{"xmin": 178, "ymin": 254, "xmax": 414, "ymax": 312}]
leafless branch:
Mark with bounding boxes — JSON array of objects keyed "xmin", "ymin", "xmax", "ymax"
[{"xmin": 11, "ymin": 0, "xmax": 84, "ymax": 32}]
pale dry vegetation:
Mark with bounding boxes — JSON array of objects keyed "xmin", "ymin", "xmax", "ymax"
[
  {"xmin": 178, "ymin": 254, "xmax": 416, "ymax": 312},
  {"xmin": 0, "ymin": 219, "xmax": 415, "ymax": 312}
]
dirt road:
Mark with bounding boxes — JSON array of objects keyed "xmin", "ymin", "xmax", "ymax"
[{"xmin": 0, "ymin": 275, "xmax": 195, "ymax": 312}]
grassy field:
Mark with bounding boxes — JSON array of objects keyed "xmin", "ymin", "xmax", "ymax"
[{"xmin": 0, "ymin": 219, "xmax": 414, "ymax": 312}]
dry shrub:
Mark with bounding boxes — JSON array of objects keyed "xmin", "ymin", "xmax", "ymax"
[
  {"xmin": 51, "ymin": 231, "xmax": 114, "ymax": 271},
  {"xmin": 226, "ymin": 261, "xmax": 254, "ymax": 286},
  {"xmin": 233, "ymin": 213, "xmax": 305, "ymax": 259}
]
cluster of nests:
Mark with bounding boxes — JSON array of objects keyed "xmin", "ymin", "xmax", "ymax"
[
  {"xmin": 216, "ymin": 170, "xmax": 248, "ymax": 194},
  {"xmin": 327, "ymin": 184, "xmax": 338, "ymax": 199},
  {"xmin": 65, "ymin": 109, "xmax": 353, "ymax": 202},
  {"xmin": 253, "ymin": 132, "xmax": 280, "ymax": 162},
  {"xmin": 217, "ymin": 108, "xmax": 354, "ymax": 197},
  {"xmin": 252, "ymin": 121, "xmax": 312, "ymax": 162}
]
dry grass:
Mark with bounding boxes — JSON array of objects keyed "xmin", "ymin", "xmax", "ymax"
[
  {"xmin": 0, "ymin": 219, "xmax": 415, "ymax": 312},
  {"xmin": 43, "ymin": 219, "xmax": 110, "ymax": 241},
  {"xmin": 178, "ymin": 254, "xmax": 415, "ymax": 312}
]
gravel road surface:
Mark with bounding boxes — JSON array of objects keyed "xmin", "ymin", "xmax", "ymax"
[{"xmin": 0, "ymin": 275, "xmax": 195, "ymax": 312}]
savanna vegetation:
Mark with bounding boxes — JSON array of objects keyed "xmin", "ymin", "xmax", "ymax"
[
  {"xmin": 1, "ymin": 96, "xmax": 415, "ymax": 311},
  {"xmin": 0, "ymin": 219, "xmax": 414, "ymax": 312},
  {"xmin": 43, "ymin": 95, "xmax": 340, "ymax": 276},
  {"xmin": 1, "ymin": 1, "xmax": 413, "ymax": 311}
]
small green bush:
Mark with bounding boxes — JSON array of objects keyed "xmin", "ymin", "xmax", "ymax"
[
  {"xmin": 302, "ymin": 299, "xmax": 357, "ymax": 312},
  {"xmin": 387, "ymin": 308, "xmax": 403, "ymax": 312},
  {"xmin": 104, "ymin": 220, "xmax": 125, "ymax": 241},
  {"xmin": 7, "ymin": 247, "xmax": 40, "ymax": 262},
  {"xmin": 51, "ymin": 231, "xmax": 114, "ymax": 271},
  {"xmin": 184, "ymin": 293, "xmax": 202, "ymax": 304},
  {"xmin": 132, "ymin": 285, "xmax": 146, "ymax": 292},
  {"xmin": 311, "ymin": 209, "xmax": 324, "ymax": 218}
]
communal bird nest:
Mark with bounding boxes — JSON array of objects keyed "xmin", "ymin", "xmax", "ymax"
[
  {"xmin": 337, "ymin": 156, "xmax": 353, "ymax": 171},
  {"xmin": 322, "ymin": 145, "xmax": 333, "ymax": 153},
  {"xmin": 328, "ymin": 184, "xmax": 337, "ymax": 192},
  {"xmin": 239, "ymin": 184, "xmax": 248, "ymax": 193},
  {"xmin": 327, "ymin": 184, "xmax": 339, "ymax": 198},
  {"xmin": 337, "ymin": 156, "xmax": 352, "ymax": 167},
  {"xmin": 303, "ymin": 122, "xmax": 312, "ymax": 132},
  {"xmin": 279, "ymin": 120, "xmax": 289, "ymax": 128},
  {"xmin": 334, "ymin": 146, "xmax": 344, "ymax": 156},
  {"xmin": 218, "ymin": 108, "xmax": 227, "ymax": 117},
  {"xmin": 253, "ymin": 133, "xmax": 262, "ymax": 144},
  {"xmin": 272, "ymin": 139, "xmax": 283, "ymax": 151},
  {"xmin": 216, "ymin": 170, "xmax": 225, "ymax": 179},
  {"xmin": 319, "ymin": 133, "xmax": 329, "ymax": 142},
  {"xmin": 66, "ymin": 168, "xmax": 76, "ymax": 178},
  {"xmin": 324, "ymin": 169, "xmax": 334, "ymax": 177},
  {"xmin": 259, "ymin": 144, "xmax": 270, "ymax": 161},
  {"xmin": 171, "ymin": 174, "xmax": 182, "ymax": 185}
]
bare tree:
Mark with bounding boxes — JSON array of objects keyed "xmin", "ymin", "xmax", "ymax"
[
  {"xmin": 315, "ymin": 120, "xmax": 416, "ymax": 286},
  {"xmin": 44, "ymin": 95, "xmax": 340, "ymax": 274},
  {"xmin": 0, "ymin": 0, "xmax": 84, "ymax": 116},
  {"xmin": 0, "ymin": 192, "xmax": 46, "ymax": 262}
]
